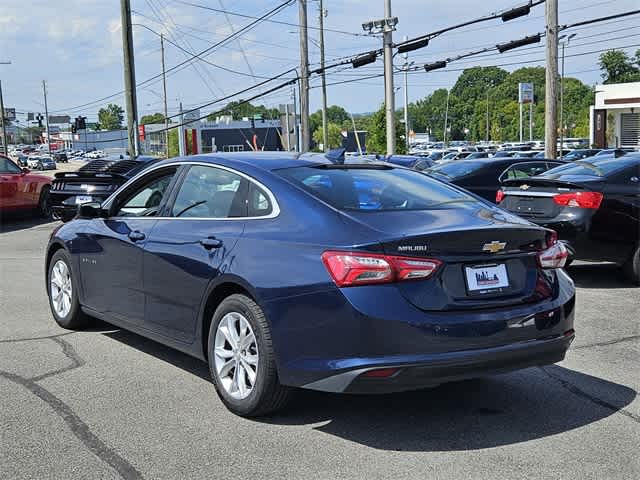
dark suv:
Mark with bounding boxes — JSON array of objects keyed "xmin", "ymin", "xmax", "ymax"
[{"xmin": 50, "ymin": 156, "xmax": 159, "ymax": 221}]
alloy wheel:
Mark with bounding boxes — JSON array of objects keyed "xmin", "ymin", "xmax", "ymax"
[
  {"xmin": 50, "ymin": 260, "xmax": 72, "ymax": 318},
  {"xmin": 214, "ymin": 312, "xmax": 259, "ymax": 400}
]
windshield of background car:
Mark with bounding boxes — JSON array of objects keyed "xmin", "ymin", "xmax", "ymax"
[
  {"xmin": 540, "ymin": 156, "xmax": 638, "ymax": 177},
  {"xmin": 277, "ymin": 166, "xmax": 477, "ymax": 211},
  {"xmin": 425, "ymin": 161, "xmax": 486, "ymax": 179}
]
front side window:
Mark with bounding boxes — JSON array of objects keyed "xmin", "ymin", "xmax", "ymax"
[
  {"xmin": 114, "ymin": 169, "xmax": 177, "ymax": 217},
  {"xmin": 171, "ymin": 165, "xmax": 248, "ymax": 218}
]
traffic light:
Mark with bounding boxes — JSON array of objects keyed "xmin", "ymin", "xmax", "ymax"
[{"xmin": 71, "ymin": 124, "xmax": 77, "ymax": 134}]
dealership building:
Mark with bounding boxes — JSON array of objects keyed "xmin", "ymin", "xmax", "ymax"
[{"xmin": 590, "ymin": 82, "xmax": 640, "ymax": 149}]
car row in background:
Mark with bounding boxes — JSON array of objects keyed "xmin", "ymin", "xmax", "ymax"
[
  {"xmin": 49, "ymin": 155, "xmax": 160, "ymax": 221},
  {"xmin": 0, "ymin": 155, "xmax": 52, "ymax": 218},
  {"xmin": 497, "ymin": 154, "xmax": 640, "ymax": 284}
]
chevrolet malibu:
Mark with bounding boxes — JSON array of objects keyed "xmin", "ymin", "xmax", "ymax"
[{"xmin": 45, "ymin": 153, "xmax": 576, "ymax": 416}]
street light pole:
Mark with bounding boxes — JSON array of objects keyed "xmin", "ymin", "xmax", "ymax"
[
  {"xmin": 42, "ymin": 80, "xmax": 51, "ymax": 156},
  {"xmin": 383, "ymin": 0, "xmax": 396, "ymax": 155},
  {"xmin": 485, "ymin": 89, "xmax": 490, "ymax": 142},
  {"xmin": 559, "ymin": 34, "xmax": 576, "ymax": 159},
  {"xmin": 402, "ymin": 35, "xmax": 410, "ymax": 152},
  {"xmin": 319, "ymin": 0, "xmax": 328, "ymax": 152},
  {"xmin": 298, "ymin": 0, "xmax": 310, "ymax": 152},
  {"xmin": 160, "ymin": 33, "xmax": 169, "ymax": 158},
  {"xmin": 443, "ymin": 89, "xmax": 450, "ymax": 146}
]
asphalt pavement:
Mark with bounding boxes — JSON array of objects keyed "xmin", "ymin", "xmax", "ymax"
[{"xmin": 1, "ymin": 218, "xmax": 638, "ymax": 479}]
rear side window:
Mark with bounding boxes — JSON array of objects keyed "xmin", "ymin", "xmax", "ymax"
[
  {"xmin": 277, "ymin": 166, "xmax": 477, "ymax": 211},
  {"xmin": 171, "ymin": 165, "xmax": 248, "ymax": 218}
]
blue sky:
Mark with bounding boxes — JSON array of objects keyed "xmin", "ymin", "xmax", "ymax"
[{"xmin": 1, "ymin": 0, "xmax": 638, "ymax": 123}]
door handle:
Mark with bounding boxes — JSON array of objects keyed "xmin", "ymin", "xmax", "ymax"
[
  {"xmin": 128, "ymin": 231, "xmax": 146, "ymax": 242},
  {"xmin": 200, "ymin": 237, "xmax": 223, "ymax": 250}
]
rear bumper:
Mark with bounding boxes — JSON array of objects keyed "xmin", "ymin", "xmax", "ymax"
[{"xmin": 304, "ymin": 332, "xmax": 573, "ymax": 394}]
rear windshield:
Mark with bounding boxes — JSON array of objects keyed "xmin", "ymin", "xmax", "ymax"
[
  {"xmin": 426, "ymin": 161, "xmax": 486, "ymax": 179},
  {"xmin": 277, "ymin": 166, "xmax": 477, "ymax": 211},
  {"xmin": 541, "ymin": 157, "xmax": 639, "ymax": 177}
]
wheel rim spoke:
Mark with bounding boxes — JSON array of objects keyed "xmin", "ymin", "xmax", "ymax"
[
  {"xmin": 214, "ymin": 311, "xmax": 259, "ymax": 400},
  {"xmin": 50, "ymin": 260, "xmax": 72, "ymax": 317}
]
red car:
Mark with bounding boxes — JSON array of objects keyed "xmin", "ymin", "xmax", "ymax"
[{"xmin": 0, "ymin": 155, "xmax": 52, "ymax": 217}]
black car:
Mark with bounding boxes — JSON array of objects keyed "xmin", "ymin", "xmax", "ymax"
[
  {"xmin": 50, "ymin": 155, "xmax": 159, "ymax": 221},
  {"xmin": 425, "ymin": 158, "xmax": 565, "ymax": 202},
  {"xmin": 595, "ymin": 148, "xmax": 635, "ymax": 158},
  {"xmin": 562, "ymin": 149, "xmax": 601, "ymax": 161},
  {"xmin": 385, "ymin": 154, "xmax": 435, "ymax": 170},
  {"xmin": 52, "ymin": 152, "xmax": 69, "ymax": 163},
  {"xmin": 498, "ymin": 155, "xmax": 640, "ymax": 284}
]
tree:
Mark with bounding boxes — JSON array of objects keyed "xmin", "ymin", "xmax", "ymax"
[
  {"xmin": 140, "ymin": 112, "xmax": 166, "ymax": 125},
  {"xmin": 97, "ymin": 104, "xmax": 124, "ymax": 130},
  {"xmin": 309, "ymin": 105, "xmax": 351, "ymax": 137},
  {"xmin": 365, "ymin": 104, "xmax": 406, "ymax": 154},
  {"xmin": 599, "ymin": 50, "xmax": 640, "ymax": 84},
  {"xmin": 312, "ymin": 123, "xmax": 344, "ymax": 150},
  {"xmin": 207, "ymin": 101, "xmax": 279, "ymax": 121}
]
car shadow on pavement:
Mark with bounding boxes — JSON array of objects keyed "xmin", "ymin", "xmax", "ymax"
[
  {"xmin": 0, "ymin": 216, "xmax": 58, "ymax": 234},
  {"xmin": 566, "ymin": 263, "xmax": 634, "ymax": 289},
  {"xmin": 96, "ymin": 323, "xmax": 636, "ymax": 451}
]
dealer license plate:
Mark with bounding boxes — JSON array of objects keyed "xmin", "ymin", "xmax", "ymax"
[
  {"xmin": 75, "ymin": 195, "xmax": 93, "ymax": 204},
  {"xmin": 465, "ymin": 264, "xmax": 509, "ymax": 292}
]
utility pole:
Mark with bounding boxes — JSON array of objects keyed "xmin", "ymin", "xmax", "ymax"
[
  {"xmin": 519, "ymin": 101, "xmax": 523, "ymax": 143},
  {"xmin": 485, "ymin": 89, "xmax": 490, "ymax": 142},
  {"xmin": 120, "ymin": 0, "xmax": 140, "ymax": 157},
  {"xmin": 443, "ymin": 89, "xmax": 450, "ymax": 145},
  {"xmin": 42, "ymin": 80, "xmax": 51, "ymax": 156},
  {"xmin": 318, "ymin": 0, "xmax": 328, "ymax": 152},
  {"xmin": 559, "ymin": 34, "xmax": 576, "ymax": 159},
  {"xmin": 402, "ymin": 35, "xmax": 410, "ymax": 152},
  {"xmin": 383, "ymin": 0, "xmax": 396, "ymax": 155},
  {"xmin": 0, "ymin": 80, "xmax": 7, "ymax": 154},
  {"xmin": 544, "ymin": 0, "xmax": 559, "ymax": 159},
  {"xmin": 160, "ymin": 33, "xmax": 169, "ymax": 158},
  {"xmin": 298, "ymin": 0, "xmax": 310, "ymax": 152},
  {"xmin": 178, "ymin": 102, "xmax": 185, "ymax": 156}
]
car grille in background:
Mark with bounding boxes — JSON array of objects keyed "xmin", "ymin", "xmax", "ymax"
[{"xmin": 78, "ymin": 159, "xmax": 140, "ymax": 175}]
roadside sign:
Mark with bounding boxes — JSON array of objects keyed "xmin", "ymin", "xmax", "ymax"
[
  {"xmin": 138, "ymin": 124, "xmax": 146, "ymax": 141},
  {"xmin": 519, "ymin": 83, "xmax": 534, "ymax": 104}
]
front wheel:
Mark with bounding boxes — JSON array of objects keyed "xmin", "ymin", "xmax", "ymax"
[
  {"xmin": 207, "ymin": 294, "xmax": 292, "ymax": 417},
  {"xmin": 48, "ymin": 250, "xmax": 90, "ymax": 329},
  {"xmin": 38, "ymin": 186, "xmax": 51, "ymax": 218},
  {"xmin": 622, "ymin": 246, "xmax": 640, "ymax": 286}
]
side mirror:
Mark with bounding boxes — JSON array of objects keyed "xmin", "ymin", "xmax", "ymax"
[
  {"xmin": 77, "ymin": 201, "xmax": 105, "ymax": 219},
  {"xmin": 21, "ymin": 167, "xmax": 30, "ymax": 174}
]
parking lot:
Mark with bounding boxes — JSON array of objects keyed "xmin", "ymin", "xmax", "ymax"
[{"xmin": 0, "ymin": 218, "xmax": 638, "ymax": 480}]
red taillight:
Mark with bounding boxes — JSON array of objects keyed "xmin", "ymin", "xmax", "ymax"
[
  {"xmin": 552, "ymin": 191, "xmax": 603, "ymax": 209},
  {"xmin": 537, "ymin": 231, "xmax": 568, "ymax": 269},
  {"xmin": 321, "ymin": 251, "xmax": 441, "ymax": 287},
  {"xmin": 496, "ymin": 190, "xmax": 506, "ymax": 203}
]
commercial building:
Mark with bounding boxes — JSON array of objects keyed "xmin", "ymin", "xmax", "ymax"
[{"xmin": 590, "ymin": 82, "xmax": 640, "ymax": 149}]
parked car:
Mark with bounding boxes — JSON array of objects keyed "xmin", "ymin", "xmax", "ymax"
[
  {"xmin": 27, "ymin": 156, "xmax": 57, "ymax": 171},
  {"xmin": 533, "ymin": 150, "xmax": 571, "ymax": 159},
  {"xmin": 385, "ymin": 155, "xmax": 434, "ymax": 169},
  {"xmin": 497, "ymin": 154, "xmax": 640, "ymax": 283},
  {"xmin": 595, "ymin": 148, "xmax": 635, "ymax": 158},
  {"xmin": 562, "ymin": 149, "xmax": 601, "ymax": 161},
  {"xmin": 439, "ymin": 151, "xmax": 471, "ymax": 162},
  {"xmin": 425, "ymin": 158, "xmax": 565, "ymax": 202},
  {"xmin": 0, "ymin": 155, "xmax": 51, "ymax": 217},
  {"xmin": 49, "ymin": 155, "xmax": 160, "ymax": 222},
  {"xmin": 53, "ymin": 152, "xmax": 69, "ymax": 163},
  {"xmin": 45, "ymin": 153, "xmax": 575, "ymax": 416},
  {"xmin": 465, "ymin": 152, "xmax": 491, "ymax": 159}
]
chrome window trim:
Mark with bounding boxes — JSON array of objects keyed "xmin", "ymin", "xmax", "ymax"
[{"xmin": 102, "ymin": 160, "xmax": 280, "ymax": 220}]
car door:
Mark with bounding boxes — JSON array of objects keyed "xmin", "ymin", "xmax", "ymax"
[
  {"xmin": 142, "ymin": 164, "xmax": 251, "ymax": 342},
  {"xmin": 0, "ymin": 157, "xmax": 23, "ymax": 209},
  {"xmin": 78, "ymin": 166, "xmax": 180, "ymax": 324}
]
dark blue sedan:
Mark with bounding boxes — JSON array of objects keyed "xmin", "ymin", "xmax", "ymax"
[{"xmin": 45, "ymin": 153, "xmax": 576, "ymax": 416}]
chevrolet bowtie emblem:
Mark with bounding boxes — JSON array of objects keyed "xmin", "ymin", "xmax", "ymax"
[{"xmin": 483, "ymin": 241, "xmax": 507, "ymax": 253}]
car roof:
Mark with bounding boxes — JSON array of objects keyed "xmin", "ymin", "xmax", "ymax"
[{"xmin": 152, "ymin": 152, "xmax": 327, "ymax": 172}]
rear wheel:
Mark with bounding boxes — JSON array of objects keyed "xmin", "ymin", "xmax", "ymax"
[
  {"xmin": 622, "ymin": 246, "xmax": 640, "ymax": 286},
  {"xmin": 207, "ymin": 294, "xmax": 292, "ymax": 417},
  {"xmin": 38, "ymin": 186, "xmax": 51, "ymax": 218},
  {"xmin": 48, "ymin": 250, "xmax": 90, "ymax": 329}
]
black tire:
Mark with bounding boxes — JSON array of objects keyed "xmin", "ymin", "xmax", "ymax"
[
  {"xmin": 47, "ymin": 250, "xmax": 90, "ymax": 329},
  {"xmin": 622, "ymin": 246, "xmax": 640, "ymax": 286},
  {"xmin": 38, "ymin": 186, "xmax": 51, "ymax": 218},
  {"xmin": 207, "ymin": 294, "xmax": 292, "ymax": 417}
]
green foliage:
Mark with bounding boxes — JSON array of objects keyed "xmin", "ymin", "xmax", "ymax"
[
  {"xmin": 168, "ymin": 129, "xmax": 179, "ymax": 157},
  {"xmin": 312, "ymin": 123, "xmax": 344, "ymax": 150},
  {"xmin": 365, "ymin": 104, "xmax": 406, "ymax": 155},
  {"xmin": 97, "ymin": 104, "xmax": 124, "ymax": 131},
  {"xmin": 207, "ymin": 101, "xmax": 279, "ymax": 121},
  {"xmin": 140, "ymin": 113, "xmax": 166, "ymax": 125},
  {"xmin": 599, "ymin": 49, "xmax": 640, "ymax": 84},
  {"xmin": 309, "ymin": 105, "xmax": 351, "ymax": 136}
]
